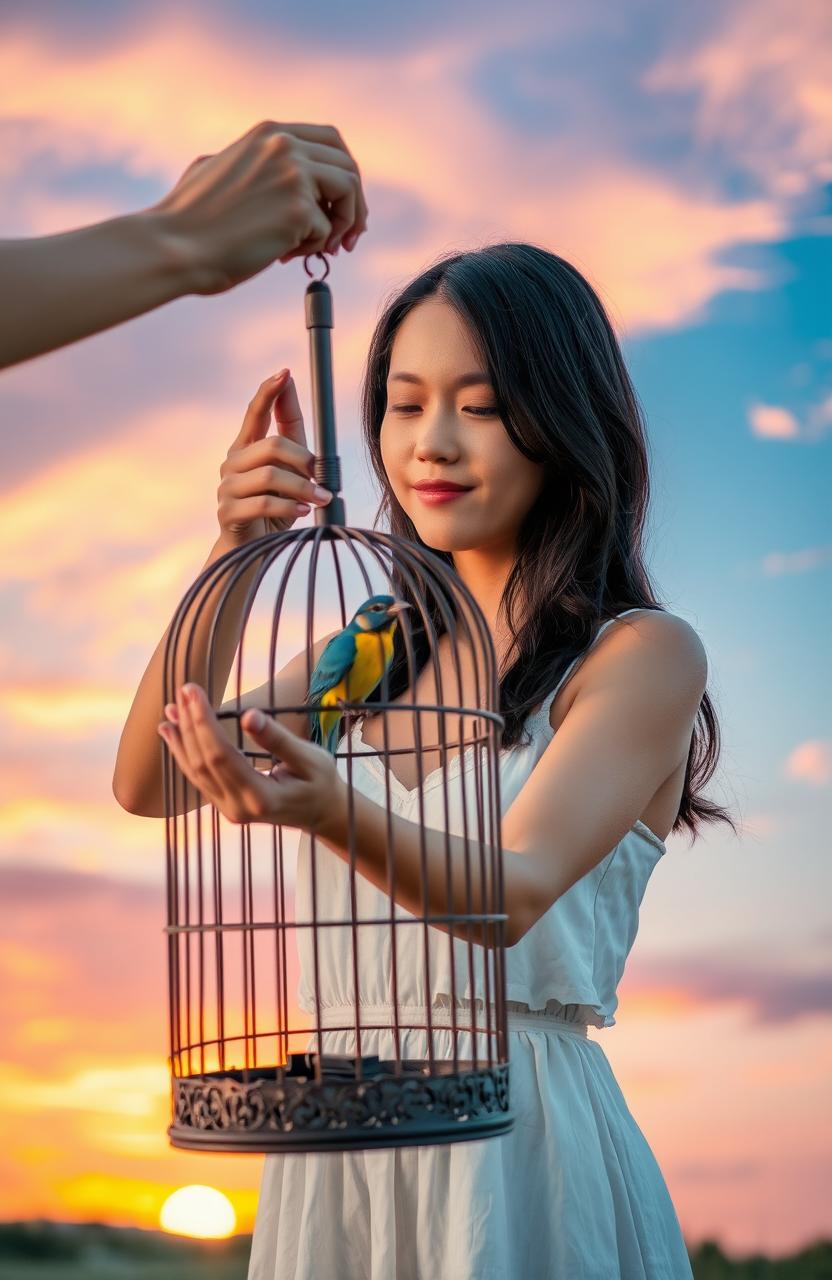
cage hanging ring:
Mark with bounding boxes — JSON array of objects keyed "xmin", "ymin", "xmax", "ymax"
[{"xmin": 303, "ymin": 252, "xmax": 330, "ymax": 281}]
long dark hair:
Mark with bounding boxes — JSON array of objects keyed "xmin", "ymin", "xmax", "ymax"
[{"xmin": 357, "ymin": 242, "xmax": 736, "ymax": 844}]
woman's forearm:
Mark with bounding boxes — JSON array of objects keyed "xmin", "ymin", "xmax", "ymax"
[
  {"xmin": 316, "ymin": 779, "xmax": 535, "ymax": 949},
  {"xmin": 112, "ymin": 532, "xmax": 261, "ymax": 817},
  {"xmin": 0, "ymin": 210, "xmax": 193, "ymax": 369}
]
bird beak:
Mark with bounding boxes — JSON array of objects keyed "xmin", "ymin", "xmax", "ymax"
[{"xmin": 387, "ymin": 601, "xmax": 413, "ymax": 616}]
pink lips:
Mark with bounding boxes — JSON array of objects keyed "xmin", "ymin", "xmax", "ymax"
[{"xmin": 413, "ymin": 483, "xmax": 474, "ymax": 506}]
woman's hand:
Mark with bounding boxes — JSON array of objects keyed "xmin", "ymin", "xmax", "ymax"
[
  {"xmin": 149, "ymin": 120, "xmax": 369, "ymax": 294},
  {"xmin": 217, "ymin": 369, "xmax": 333, "ymax": 547},
  {"xmin": 158, "ymin": 683, "xmax": 345, "ymax": 835}
]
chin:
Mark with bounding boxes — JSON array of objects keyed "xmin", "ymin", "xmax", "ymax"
[{"xmin": 409, "ymin": 518, "xmax": 487, "ymax": 554}]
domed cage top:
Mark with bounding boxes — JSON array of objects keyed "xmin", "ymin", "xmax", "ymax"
[{"xmin": 160, "ymin": 254, "xmax": 514, "ymax": 1153}]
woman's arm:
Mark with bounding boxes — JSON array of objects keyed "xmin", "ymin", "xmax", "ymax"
[
  {"xmin": 159, "ymin": 681, "xmax": 537, "ymax": 949},
  {"xmin": 316, "ymin": 779, "xmax": 537, "ymax": 949},
  {"xmin": 114, "ymin": 360, "xmax": 335, "ymax": 817},
  {"xmin": 500, "ymin": 611, "xmax": 707, "ymax": 936},
  {"xmin": 158, "ymin": 612, "xmax": 707, "ymax": 950},
  {"xmin": 303, "ymin": 609, "xmax": 701, "ymax": 952},
  {"xmin": 314, "ymin": 612, "xmax": 706, "ymax": 947},
  {"xmin": 1, "ymin": 120, "xmax": 369, "ymax": 370},
  {"xmin": 0, "ymin": 212, "xmax": 189, "ymax": 370},
  {"xmin": 112, "ymin": 531, "xmax": 264, "ymax": 817}
]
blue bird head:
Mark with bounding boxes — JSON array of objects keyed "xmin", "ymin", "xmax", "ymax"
[{"xmin": 349, "ymin": 594, "xmax": 413, "ymax": 634}]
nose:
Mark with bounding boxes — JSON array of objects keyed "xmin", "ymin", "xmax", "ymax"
[{"xmin": 413, "ymin": 406, "xmax": 462, "ymax": 464}]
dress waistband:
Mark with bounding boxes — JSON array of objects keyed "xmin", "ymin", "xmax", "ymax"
[{"xmin": 316, "ymin": 1003, "xmax": 589, "ymax": 1039}]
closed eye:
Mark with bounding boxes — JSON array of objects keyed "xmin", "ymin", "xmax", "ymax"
[{"xmin": 391, "ymin": 405, "xmax": 498, "ymax": 417}]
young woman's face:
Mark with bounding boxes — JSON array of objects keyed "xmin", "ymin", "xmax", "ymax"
[{"xmin": 380, "ymin": 297, "xmax": 545, "ymax": 556}]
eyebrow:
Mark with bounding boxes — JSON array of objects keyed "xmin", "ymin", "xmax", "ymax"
[{"xmin": 387, "ymin": 371, "xmax": 492, "ymax": 388}]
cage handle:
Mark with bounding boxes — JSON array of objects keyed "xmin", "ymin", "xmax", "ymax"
[{"xmin": 304, "ymin": 252, "xmax": 346, "ymax": 528}]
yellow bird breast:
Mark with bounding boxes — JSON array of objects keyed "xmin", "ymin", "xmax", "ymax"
[
  {"xmin": 348, "ymin": 626, "xmax": 395, "ymax": 700},
  {"xmin": 319, "ymin": 625, "xmax": 395, "ymax": 720}
]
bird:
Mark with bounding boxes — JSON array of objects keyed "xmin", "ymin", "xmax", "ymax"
[{"xmin": 305, "ymin": 594, "xmax": 413, "ymax": 754}]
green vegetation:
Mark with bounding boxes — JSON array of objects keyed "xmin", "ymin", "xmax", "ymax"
[
  {"xmin": 0, "ymin": 1220, "xmax": 251, "ymax": 1279},
  {"xmin": 0, "ymin": 1222, "xmax": 830, "ymax": 1277},
  {"xmin": 689, "ymin": 1239, "xmax": 832, "ymax": 1280}
]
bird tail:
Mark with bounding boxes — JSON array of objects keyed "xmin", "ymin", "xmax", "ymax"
[{"xmin": 309, "ymin": 706, "xmax": 342, "ymax": 756}]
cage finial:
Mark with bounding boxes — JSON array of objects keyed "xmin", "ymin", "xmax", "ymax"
[{"xmin": 303, "ymin": 251, "xmax": 345, "ymax": 528}]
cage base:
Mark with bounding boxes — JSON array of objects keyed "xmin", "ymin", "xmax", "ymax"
[{"xmin": 169, "ymin": 1052, "xmax": 512, "ymax": 1153}]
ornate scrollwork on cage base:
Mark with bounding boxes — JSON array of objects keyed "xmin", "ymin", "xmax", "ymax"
[{"xmin": 169, "ymin": 1057, "xmax": 511, "ymax": 1153}]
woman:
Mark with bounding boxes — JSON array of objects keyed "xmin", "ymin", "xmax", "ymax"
[{"xmin": 118, "ymin": 243, "xmax": 735, "ymax": 1277}]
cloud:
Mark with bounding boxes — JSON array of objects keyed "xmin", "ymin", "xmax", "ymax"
[
  {"xmin": 625, "ymin": 948, "xmax": 832, "ymax": 1027},
  {"xmin": 761, "ymin": 546, "xmax": 832, "ymax": 575},
  {"xmin": 784, "ymin": 739, "xmax": 832, "ymax": 787},
  {"xmin": 0, "ymin": 4, "xmax": 796, "ymax": 349},
  {"xmin": 748, "ymin": 390, "xmax": 832, "ymax": 442},
  {"xmin": 641, "ymin": 0, "xmax": 832, "ymax": 197},
  {"xmin": 748, "ymin": 402, "xmax": 800, "ymax": 439}
]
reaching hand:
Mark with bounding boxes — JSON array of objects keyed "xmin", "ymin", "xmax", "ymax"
[
  {"xmin": 158, "ymin": 682, "xmax": 342, "ymax": 835},
  {"xmin": 150, "ymin": 120, "xmax": 369, "ymax": 293}
]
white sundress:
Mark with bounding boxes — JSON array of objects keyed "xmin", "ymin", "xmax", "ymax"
[{"xmin": 247, "ymin": 608, "xmax": 694, "ymax": 1280}]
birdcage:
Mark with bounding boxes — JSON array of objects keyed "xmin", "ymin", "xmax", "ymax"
[{"xmin": 161, "ymin": 253, "xmax": 513, "ymax": 1153}]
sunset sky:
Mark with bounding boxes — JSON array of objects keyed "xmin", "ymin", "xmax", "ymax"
[{"xmin": 1, "ymin": 0, "xmax": 830, "ymax": 1260}]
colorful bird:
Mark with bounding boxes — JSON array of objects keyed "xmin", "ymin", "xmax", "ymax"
[{"xmin": 305, "ymin": 594, "xmax": 413, "ymax": 754}]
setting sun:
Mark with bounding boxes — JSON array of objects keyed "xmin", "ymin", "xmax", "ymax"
[{"xmin": 160, "ymin": 1185, "xmax": 236, "ymax": 1239}]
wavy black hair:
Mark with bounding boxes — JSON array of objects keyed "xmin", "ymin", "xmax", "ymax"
[{"xmin": 357, "ymin": 242, "xmax": 736, "ymax": 844}]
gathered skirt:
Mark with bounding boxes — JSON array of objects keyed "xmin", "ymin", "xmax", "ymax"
[{"xmin": 246, "ymin": 1001, "xmax": 693, "ymax": 1280}]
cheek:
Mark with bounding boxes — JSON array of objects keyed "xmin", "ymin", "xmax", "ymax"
[
  {"xmin": 379, "ymin": 425, "xmax": 408, "ymax": 499},
  {"xmin": 488, "ymin": 443, "xmax": 544, "ymax": 512}
]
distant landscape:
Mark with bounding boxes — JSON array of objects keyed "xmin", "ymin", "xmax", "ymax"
[{"xmin": 1, "ymin": 1223, "xmax": 831, "ymax": 1279}]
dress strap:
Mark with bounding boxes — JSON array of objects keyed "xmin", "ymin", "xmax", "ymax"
[{"xmin": 528, "ymin": 608, "xmax": 656, "ymax": 734}]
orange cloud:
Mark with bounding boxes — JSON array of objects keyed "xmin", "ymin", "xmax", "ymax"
[
  {"xmin": 784, "ymin": 739, "xmax": 832, "ymax": 786},
  {"xmin": 0, "ymin": 12, "xmax": 791, "ymax": 336},
  {"xmin": 748, "ymin": 402, "xmax": 800, "ymax": 439},
  {"xmin": 748, "ymin": 391, "xmax": 832, "ymax": 442}
]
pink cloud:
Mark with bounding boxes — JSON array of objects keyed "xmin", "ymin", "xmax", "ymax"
[
  {"xmin": 762, "ymin": 546, "xmax": 832, "ymax": 575},
  {"xmin": 748, "ymin": 402, "xmax": 800, "ymax": 439},
  {"xmin": 784, "ymin": 739, "xmax": 832, "ymax": 786},
  {"xmin": 641, "ymin": 0, "xmax": 832, "ymax": 197}
]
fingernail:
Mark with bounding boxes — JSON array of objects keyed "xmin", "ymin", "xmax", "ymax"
[
  {"xmin": 158, "ymin": 724, "xmax": 169, "ymax": 738},
  {"xmin": 248, "ymin": 710, "xmax": 265, "ymax": 731},
  {"xmin": 165, "ymin": 703, "xmax": 179, "ymax": 722},
  {"xmin": 343, "ymin": 232, "xmax": 356, "ymax": 252},
  {"xmin": 312, "ymin": 484, "xmax": 331, "ymax": 502}
]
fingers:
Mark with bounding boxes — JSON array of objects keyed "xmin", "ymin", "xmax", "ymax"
[
  {"xmin": 264, "ymin": 123, "xmax": 368, "ymax": 252},
  {"xmin": 158, "ymin": 700, "xmax": 221, "ymax": 808},
  {"xmin": 242, "ymin": 706, "xmax": 313, "ymax": 779},
  {"xmin": 174, "ymin": 684, "xmax": 214, "ymax": 793},
  {"xmin": 169, "ymin": 684, "xmax": 263, "ymax": 808},
  {"xmin": 304, "ymin": 158, "xmax": 363, "ymax": 253},
  {"xmin": 224, "ymin": 463, "xmax": 325, "ymax": 507},
  {"xmin": 271, "ymin": 371, "xmax": 309, "ymax": 451},
  {"xmin": 232, "ymin": 369, "xmax": 292, "ymax": 449},
  {"xmin": 224, "ymin": 427, "xmax": 314, "ymax": 481}
]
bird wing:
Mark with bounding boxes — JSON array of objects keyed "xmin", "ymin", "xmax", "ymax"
[
  {"xmin": 305, "ymin": 627, "xmax": 358, "ymax": 751},
  {"xmin": 305, "ymin": 627, "xmax": 358, "ymax": 703}
]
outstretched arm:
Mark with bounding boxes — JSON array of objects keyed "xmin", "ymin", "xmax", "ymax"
[
  {"xmin": 1, "ymin": 119, "xmax": 369, "ymax": 370},
  {"xmin": 155, "ymin": 613, "xmax": 706, "ymax": 952},
  {"xmin": 156, "ymin": 682, "xmax": 534, "ymax": 948},
  {"xmin": 0, "ymin": 212, "xmax": 188, "ymax": 370}
]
